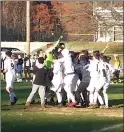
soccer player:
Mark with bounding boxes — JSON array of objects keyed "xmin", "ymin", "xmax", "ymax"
[
  {"xmin": 98, "ymin": 56, "xmax": 115, "ymax": 108},
  {"xmin": 50, "ymin": 55, "xmax": 64, "ymax": 107},
  {"xmin": 58, "ymin": 48, "xmax": 77, "ymax": 107},
  {"xmin": 87, "ymin": 51, "xmax": 106, "ymax": 108},
  {"xmin": 3, "ymin": 51, "xmax": 17, "ymax": 105}
]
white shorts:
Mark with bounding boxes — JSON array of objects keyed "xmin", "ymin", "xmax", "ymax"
[
  {"xmin": 103, "ymin": 81, "xmax": 110, "ymax": 90},
  {"xmin": 64, "ymin": 74, "xmax": 75, "ymax": 93},
  {"xmin": 6, "ymin": 80, "xmax": 14, "ymax": 89},
  {"xmin": 87, "ymin": 77, "xmax": 106, "ymax": 92},
  {"xmin": 95, "ymin": 79, "xmax": 106, "ymax": 90},
  {"xmin": 5, "ymin": 75, "xmax": 15, "ymax": 89},
  {"xmin": 51, "ymin": 83, "xmax": 63, "ymax": 92},
  {"xmin": 87, "ymin": 78, "xmax": 97, "ymax": 92}
]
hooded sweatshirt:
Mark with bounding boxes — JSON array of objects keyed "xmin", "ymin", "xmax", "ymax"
[{"xmin": 32, "ymin": 61, "xmax": 48, "ymax": 86}]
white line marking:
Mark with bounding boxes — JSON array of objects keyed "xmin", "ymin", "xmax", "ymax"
[{"xmin": 90, "ymin": 124, "xmax": 123, "ymax": 132}]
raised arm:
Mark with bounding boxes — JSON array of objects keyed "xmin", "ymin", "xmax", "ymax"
[
  {"xmin": 45, "ymin": 35, "xmax": 63, "ymax": 55},
  {"xmin": 101, "ymin": 44, "xmax": 109, "ymax": 54}
]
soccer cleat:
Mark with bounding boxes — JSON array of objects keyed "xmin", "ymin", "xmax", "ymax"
[
  {"xmin": 25, "ymin": 102, "xmax": 30, "ymax": 107},
  {"xmin": 41, "ymin": 104, "xmax": 45, "ymax": 109},
  {"xmin": 88, "ymin": 103, "xmax": 98, "ymax": 109},
  {"xmin": 57, "ymin": 103, "xmax": 63, "ymax": 108},
  {"xmin": 100, "ymin": 105, "xmax": 105, "ymax": 109},
  {"xmin": 30, "ymin": 99, "xmax": 35, "ymax": 104},
  {"xmin": 93, "ymin": 104, "xmax": 99, "ymax": 108},
  {"xmin": 10, "ymin": 102, "xmax": 15, "ymax": 105},
  {"xmin": 75, "ymin": 103, "xmax": 82, "ymax": 107},
  {"xmin": 14, "ymin": 97, "xmax": 18, "ymax": 104},
  {"xmin": 100, "ymin": 105, "xmax": 109, "ymax": 109}
]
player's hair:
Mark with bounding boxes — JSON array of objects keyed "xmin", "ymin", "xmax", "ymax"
[
  {"xmin": 102, "ymin": 55, "xmax": 107, "ymax": 62},
  {"xmin": 5, "ymin": 50, "xmax": 12, "ymax": 57},
  {"xmin": 59, "ymin": 42, "xmax": 65, "ymax": 47},
  {"xmin": 81, "ymin": 50, "xmax": 89, "ymax": 56},
  {"xmin": 93, "ymin": 51, "xmax": 100, "ymax": 60},
  {"xmin": 38, "ymin": 57, "xmax": 44, "ymax": 64},
  {"xmin": 93, "ymin": 50, "xmax": 100, "ymax": 54},
  {"xmin": 58, "ymin": 43, "xmax": 65, "ymax": 50}
]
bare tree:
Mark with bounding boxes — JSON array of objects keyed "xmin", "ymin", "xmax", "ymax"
[{"xmin": 93, "ymin": 1, "xmax": 123, "ymax": 41}]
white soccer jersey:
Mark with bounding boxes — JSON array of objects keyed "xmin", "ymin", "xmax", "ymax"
[
  {"xmin": 104, "ymin": 62, "xmax": 115, "ymax": 81},
  {"xmin": 4, "ymin": 58, "xmax": 16, "ymax": 80},
  {"xmin": 52, "ymin": 60, "xmax": 64, "ymax": 85},
  {"xmin": 59, "ymin": 49, "xmax": 75, "ymax": 74},
  {"xmin": 88, "ymin": 59, "xmax": 101, "ymax": 79}
]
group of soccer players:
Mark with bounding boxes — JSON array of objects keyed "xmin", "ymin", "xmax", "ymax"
[{"xmin": 2, "ymin": 41, "xmax": 120, "ymax": 108}]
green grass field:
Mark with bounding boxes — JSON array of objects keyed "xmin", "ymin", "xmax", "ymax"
[
  {"xmin": 65, "ymin": 42, "xmax": 123, "ymax": 54},
  {"xmin": 1, "ymin": 81, "xmax": 123, "ymax": 132}
]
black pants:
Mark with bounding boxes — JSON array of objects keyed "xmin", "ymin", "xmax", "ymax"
[
  {"xmin": 61, "ymin": 88, "xmax": 67, "ymax": 105},
  {"xmin": 75, "ymin": 81, "xmax": 89, "ymax": 105},
  {"xmin": 112, "ymin": 70, "xmax": 120, "ymax": 83},
  {"xmin": 24, "ymin": 67, "xmax": 31, "ymax": 80}
]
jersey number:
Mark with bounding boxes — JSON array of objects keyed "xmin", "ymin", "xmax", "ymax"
[
  {"xmin": 11, "ymin": 63, "xmax": 14, "ymax": 69},
  {"xmin": 96, "ymin": 64, "xmax": 98, "ymax": 71}
]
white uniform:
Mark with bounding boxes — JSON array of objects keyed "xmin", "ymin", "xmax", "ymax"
[
  {"xmin": 51, "ymin": 60, "xmax": 64, "ymax": 92},
  {"xmin": 4, "ymin": 58, "xmax": 16, "ymax": 88},
  {"xmin": 103, "ymin": 62, "xmax": 115, "ymax": 89},
  {"xmin": 51, "ymin": 60, "xmax": 64, "ymax": 103},
  {"xmin": 59, "ymin": 49, "xmax": 76, "ymax": 103},
  {"xmin": 98, "ymin": 61, "xmax": 115, "ymax": 107},
  {"xmin": 87, "ymin": 59, "xmax": 101, "ymax": 92},
  {"xmin": 87, "ymin": 59, "xmax": 106, "ymax": 105}
]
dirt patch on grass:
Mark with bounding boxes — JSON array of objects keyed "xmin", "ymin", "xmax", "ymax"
[
  {"xmin": 2, "ymin": 103, "xmax": 123, "ymax": 118},
  {"xmin": 22, "ymin": 106, "xmax": 123, "ymax": 118}
]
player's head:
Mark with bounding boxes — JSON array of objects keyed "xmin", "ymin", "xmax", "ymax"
[
  {"xmin": 80, "ymin": 55, "xmax": 86, "ymax": 61},
  {"xmin": 18, "ymin": 55, "xmax": 22, "ymax": 59},
  {"xmin": 47, "ymin": 43, "xmax": 53, "ymax": 48},
  {"xmin": 81, "ymin": 50, "xmax": 89, "ymax": 57},
  {"xmin": 5, "ymin": 50, "xmax": 12, "ymax": 57},
  {"xmin": 102, "ymin": 55, "xmax": 107, "ymax": 62},
  {"xmin": 59, "ymin": 43, "xmax": 65, "ymax": 49},
  {"xmin": 93, "ymin": 50, "xmax": 100, "ymax": 60},
  {"xmin": 38, "ymin": 57, "xmax": 44, "ymax": 64},
  {"xmin": 58, "ymin": 43, "xmax": 65, "ymax": 52}
]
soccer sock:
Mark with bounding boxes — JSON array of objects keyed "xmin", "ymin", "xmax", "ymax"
[
  {"xmin": 93, "ymin": 91, "xmax": 98, "ymax": 104},
  {"xmin": 103, "ymin": 90, "xmax": 108, "ymax": 107},
  {"xmin": 97, "ymin": 93, "xmax": 104, "ymax": 105},
  {"xmin": 56, "ymin": 92, "xmax": 62, "ymax": 103},
  {"xmin": 11, "ymin": 92, "xmax": 16, "ymax": 97},
  {"xmin": 70, "ymin": 93, "xmax": 76, "ymax": 102},
  {"xmin": 89, "ymin": 92, "xmax": 94, "ymax": 104},
  {"xmin": 9, "ymin": 92, "xmax": 14, "ymax": 102}
]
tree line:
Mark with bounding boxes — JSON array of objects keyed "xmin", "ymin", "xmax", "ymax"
[{"xmin": 1, "ymin": 1, "xmax": 123, "ymax": 42}]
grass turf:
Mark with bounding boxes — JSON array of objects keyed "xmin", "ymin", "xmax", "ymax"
[{"xmin": 1, "ymin": 81, "xmax": 124, "ymax": 132}]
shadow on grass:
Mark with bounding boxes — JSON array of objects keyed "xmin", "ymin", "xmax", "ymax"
[
  {"xmin": 109, "ymin": 99, "xmax": 124, "ymax": 107},
  {"xmin": 108, "ymin": 84, "xmax": 123, "ymax": 94},
  {"xmin": 1, "ymin": 114, "xmax": 123, "ymax": 132}
]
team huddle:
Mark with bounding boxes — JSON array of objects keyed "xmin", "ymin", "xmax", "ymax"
[{"xmin": 3, "ymin": 40, "xmax": 120, "ymax": 109}]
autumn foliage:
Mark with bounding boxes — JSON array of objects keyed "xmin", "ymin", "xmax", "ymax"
[{"xmin": 1, "ymin": 1, "xmax": 122, "ymax": 41}]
